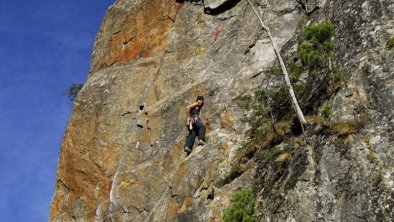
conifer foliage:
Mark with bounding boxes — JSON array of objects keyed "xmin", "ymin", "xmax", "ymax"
[
  {"xmin": 298, "ymin": 22, "xmax": 335, "ymax": 70},
  {"xmin": 223, "ymin": 188, "xmax": 257, "ymax": 222}
]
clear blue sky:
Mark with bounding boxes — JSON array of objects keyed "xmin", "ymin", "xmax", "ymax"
[{"xmin": 0, "ymin": 0, "xmax": 114, "ymax": 221}]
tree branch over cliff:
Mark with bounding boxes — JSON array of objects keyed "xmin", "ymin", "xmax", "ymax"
[{"xmin": 246, "ymin": 0, "xmax": 308, "ymax": 126}]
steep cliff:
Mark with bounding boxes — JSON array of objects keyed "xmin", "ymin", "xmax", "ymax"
[{"xmin": 50, "ymin": 0, "xmax": 393, "ymax": 221}]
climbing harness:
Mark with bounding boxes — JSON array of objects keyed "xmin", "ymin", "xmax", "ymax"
[{"xmin": 186, "ymin": 115, "xmax": 200, "ymax": 128}]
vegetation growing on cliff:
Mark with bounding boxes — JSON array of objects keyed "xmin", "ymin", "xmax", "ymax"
[
  {"xmin": 247, "ymin": 0, "xmax": 307, "ymax": 125},
  {"xmin": 234, "ymin": 21, "xmax": 359, "ymax": 170},
  {"xmin": 223, "ymin": 188, "xmax": 257, "ymax": 222},
  {"xmin": 320, "ymin": 104, "xmax": 332, "ymax": 118},
  {"xmin": 242, "ymin": 89, "xmax": 296, "ymax": 147},
  {"xmin": 249, "ymin": 22, "xmax": 338, "ymax": 133},
  {"xmin": 298, "ymin": 22, "xmax": 335, "ymax": 70},
  {"xmin": 64, "ymin": 83, "xmax": 83, "ymax": 101},
  {"xmin": 387, "ymin": 37, "xmax": 394, "ymax": 49},
  {"xmin": 297, "ymin": 22, "xmax": 344, "ymax": 115}
]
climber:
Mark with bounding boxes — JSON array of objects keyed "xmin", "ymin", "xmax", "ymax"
[{"xmin": 184, "ymin": 96, "xmax": 206, "ymax": 154}]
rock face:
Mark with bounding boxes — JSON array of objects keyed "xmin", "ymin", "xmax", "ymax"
[
  {"xmin": 50, "ymin": 0, "xmax": 393, "ymax": 221},
  {"xmin": 253, "ymin": 1, "xmax": 394, "ymax": 221}
]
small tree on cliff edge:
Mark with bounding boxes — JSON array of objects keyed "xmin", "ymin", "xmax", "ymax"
[
  {"xmin": 223, "ymin": 188, "xmax": 258, "ymax": 222},
  {"xmin": 64, "ymin": 83, "xmax": 83, "ymax": 102},
  {"xmin": 298, "ymin": 22, "xmax": 335, "ymax": 70}
]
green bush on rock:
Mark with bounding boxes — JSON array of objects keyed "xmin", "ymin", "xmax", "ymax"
[
  {"xmin": 298, "ymin": 22, "xmax": 335, "ymax": 70},
  {"xmin": 223, "ymin": 188, "xmax": 257, "ymax": 222},
  {"xmin": 320, "ymin": 104, "xmax": 333, "ymax": 118},
  {"xmin": 387, "ymin": 37, "xmax": 394, "ymax": 49}
]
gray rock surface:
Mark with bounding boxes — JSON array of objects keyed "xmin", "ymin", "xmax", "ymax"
[{"xmin": 253, "ymin": 0, "xmax": 394, "ymax": 221}]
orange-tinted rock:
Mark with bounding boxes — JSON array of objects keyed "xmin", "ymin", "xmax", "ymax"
[
  {"xmin": 50, "ymin": 0, "xmax": 305, "ymax": 221},
  {"xmin": 91, "ymin": 0, "xmax": 183, "ymax": 72},
  {"xmin": 220, "ymin": 108, "xmax": 235, "ymax": 129}
]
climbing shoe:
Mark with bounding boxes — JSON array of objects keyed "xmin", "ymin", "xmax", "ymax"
[
  {"xmin": 184, "ymin": 147, "xmax": 192, "ymax": 154},
  {"xmin": 198, "ymin": 140, "xmax": 206, "ymax": 146}
]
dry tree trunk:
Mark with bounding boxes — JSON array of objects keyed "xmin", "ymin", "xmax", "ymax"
[{"xmin": 246, "ymin": 0, "xmax": 308, "ymax": 126}]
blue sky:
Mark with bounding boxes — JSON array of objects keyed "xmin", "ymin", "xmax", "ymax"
[{"xmin": 0, "ymin": 0, "xmax": 114, "ymax": 221}]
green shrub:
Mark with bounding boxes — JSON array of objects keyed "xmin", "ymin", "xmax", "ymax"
[
  {"xmin": 298, "ymin": 22, "xmax": 335, "ymax": 70},
  {"xmin": 254, "ymin": 90, "xmax": 266, "ymax": 103},
  {"xmin": 293, "ymin": 82, "xmax": 305, "ymax": 94},
  {"xmin": 245, "ymin": 87, "xmax": 293, "ymax": 140},
  {"xmin": 333, "ymin": 69, "xmax": 343, "ymax": 82},
  {"xmin": 288, "ymin": 63, "xmax": 305, "ymax": 81},
  {"xmin": 223, "ymin": 188, "xmax": 257, "ymax": 222},
  {"xmin": 367, "ymin": 151, "xmax": 379, "ymax": 165},
  {"xmin": 64, "ymin": 83, "xmax": 84, "ymax": 101},
  {"xmin": 267, "ymin": 88, "xmax": 292, "ymax": 120},
  {"xmin": 303, "ymin": 22, "xmax": 336, "ymax": 43},
  {"xmin": 320, "ymin": 104, "xmax": 332, "ymax": 118},
  {"xmin": 387, "ymin": 37, "xmax": 394, "ymax": 49}
]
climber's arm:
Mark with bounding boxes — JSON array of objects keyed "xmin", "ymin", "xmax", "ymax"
[{"xmin": 186, "ymin": 102, "xmax": 199, "ymax": 115}]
